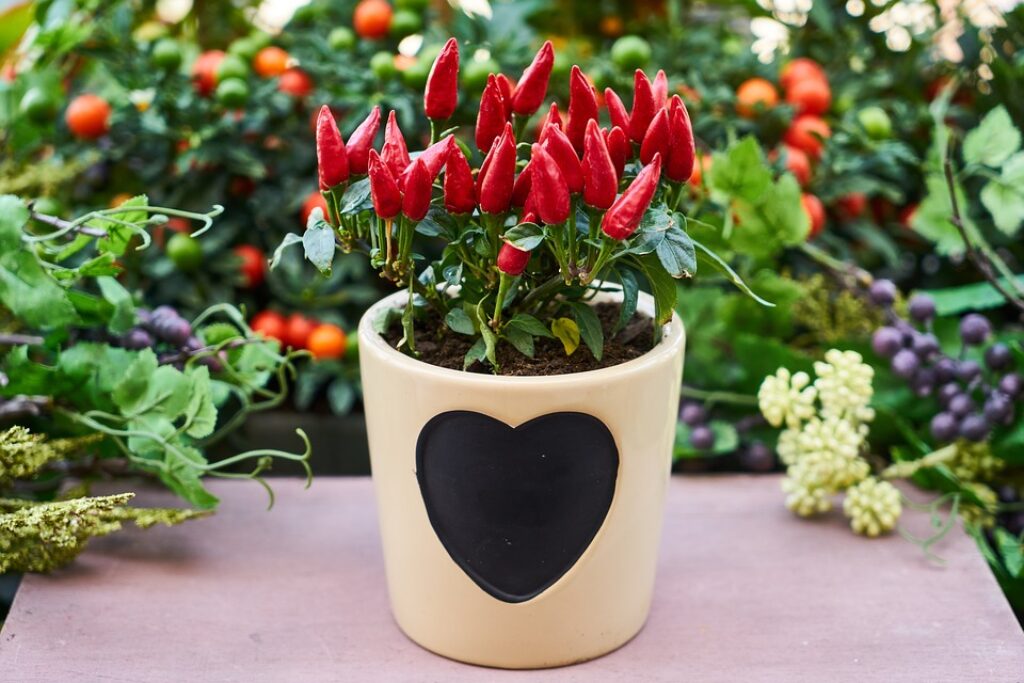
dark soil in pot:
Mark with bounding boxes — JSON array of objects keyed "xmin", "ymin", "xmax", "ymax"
[{"xmin": 383, "ymin": 302, "xmax": 655, "ymax": 375}]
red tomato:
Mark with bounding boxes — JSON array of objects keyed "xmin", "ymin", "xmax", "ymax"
[
  {"xmin": 353, "ymin": 0, "xmax": 393, "ymax": 40},
  {"xmin": 278, "ymin": 68, "xmax": 313, "ymax": 97},
  {"xmin": 899, "ymin": 203, "xmax": 918, "ymax": 229},
  {"xmin": 251, "ymin": 310, "xmax": 287, "ymax": 343},
  {"xmin": 783, "ymin": 146, "xmax": 812, "ymax": 187},
  {"xmin": 65, "ymin": 94, "xmax": 111, "ymax": 139},
  {"xmin": 785, "ymin": 78, "xmax": 831, "ymax": 116},
  {"xmin": 802, "ymin": 193, "xmax": 826, "ymax": 238},
  {"xmin": 192, "ymin": 50, "xmax": 226, "ymax": 96},
  {"xmin": 783, "ymin": 115, "xmax": 831, "ymax": 159},
  {"xmin": 234, "ymin": 244, "xmax": 266, "ymax": 288},
  {"xmin": 780, "ymin": 58, "xmax": 827, "ymax": 92},
  {"xmin": 284, "ymin": 313, "xmax": 318, "ymax": 350},
  {"xmin": 301, "ymin": 191, "xmax": 328, "ymax": 226},
  {"xmin": 836, "ymin": 193, "xmax": 868, "ymax": 220}
]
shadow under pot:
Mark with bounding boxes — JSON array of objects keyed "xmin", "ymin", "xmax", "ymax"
[{"xmin": 358, "ymin": 287, "xmax": 685, "ymax": 669}]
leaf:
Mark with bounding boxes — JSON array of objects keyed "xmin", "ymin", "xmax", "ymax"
[
  {"xmin": 963, "ymin": 106, "xmax": 1021, "ymax": 167},
  {"xmin": 912, "ymin": 173, "xmax": 974, "ymax": 256},
  {"xmin": 270, "ymin": 233, "xmax": 303, "ymax": 269},
  {"xmin": 922, "ymin": 276, "xmax": 1024, "ymax": 316},
  {"xmin": 373, "ymin": 306, "xmax": 401, "ymax": 335},
  {"xmin": 94, "ymin": 195, "xmax": 148, "ymax": 256},
  {"xmin": 693, "ymin": 240, "xmax": 775, "ymax": 307},
  {"xmin": 0, "ymin": 194, "xmax": 29, "ymax": 251},
  {"xmin": 96, "ymin": 276, "xmax": 136, "ymax": 335},
  {"xmin": 994, "ymin": 528, "xmax": 1024, "ymax": 579},
  {"xmin": 634, "ymin": 253, "xmax": 677, "ymax": 325},
  {"xmin": 655, "ymin": 220, "xmax": 697, "ymax": 278},
  {"xmin": 463, "ymin": 337, "xmax": 488, "ymax": 370},
  {"xmin": 338, "ymin": 178, "xmax": 373, "ymax": 214},
  {"xmin": 980, "ymin": 152, "xmax": 1024, "ymax": 236},
  {"xmin": 551, "ymin": 317, "xmax": 581, "ymax": 356},
  {"xmin": 730, "ymin": 174, "xmax": 808, "ymax": 258},
  {"xmin": 327, "ymin": 380, "xmax": 356, "ymax": 414},
  {"xmin": 445, "ymin": 308, "xmax": 475, "ymax": 335},
  {"xmin": 302, "ymin": 220, "xmax": 336, "ymax": 274},
  {"xmin": 476, "ymin": 304, "xmax": 497, "ymax": 366},
  {"xmin": 507, "ymin": 313, "xmax": 554, "ymax": 338},
  {"xmin": 76, "ymin": 253, "xmax": 120, "ymax": 277},
  {"xmin": 183, "ymin": 366, "xmax": 217, "ymax": 439},
  {"xmin": 503, "ymin": 222, "xmax": 544, "ymax": 251},
  {"xmin": 505, "ymin": 326, "xmax": 535, "ymax": 357},
  {"xmin": 674, "ymin": 420, "xmax": 740, "ymax": 459},
  {"xmin": 708, "ymin": 136, "xmax": 772, "ymax": 203},
  {"xmin": 111, "ymin": 350, "xmax": 190, "ymax": 420},
  {"xmin": 614, "ymin": 268, "xmax": 639, "ymax": 334},
  {"xmin": 568, "ymin": 301, "xmax": 604, "ymax": 361},
  {"xmin": 0, "ymin": 251, "xmax": 78, "ymax": 330},
  {"xmin": 626, "ymin": 206, "xmax": 677, "ymax": 255},
  {"xmin": 158, "ymin": 444, "xmax": 219, "ymax": 509}
]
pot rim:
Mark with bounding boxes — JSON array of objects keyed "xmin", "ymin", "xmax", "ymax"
[{"xmin": 357, "ymin": 284, "xmax": 685, "ymax": 386}]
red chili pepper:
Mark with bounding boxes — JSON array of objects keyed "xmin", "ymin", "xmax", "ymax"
[
  {"xmin": 497, "ymin": 241, "xmax": 530, "ymax": 276},
  {"xmin": 476, "ymin": 74, "xmax": 506, "ymax": 153},
  {"xmin": 443, "ymin": 144, "xmax": 476, "ymax": 214},
  {"xmin": 639, "ymin": 107, "xmax": 669, "ymax": 165},
  {"xmin": 368, "ymin": 149, "xmax": 402, "ymax": 220},
  {"xmin": 565, "ymin": 65, "xmax": 599, "ymax": 155},
  {"xmin": 604, "ymin": 88, "xmax": 630, "ymax": 132},
  {"xmin": 495, "ymin": 73, "xmax": 514, "ymax": 108},
  {"xmin": 402, "ymin": 158, "xmax": 432, "ymax": 221},
  {"xmin": 652, "ymin": 69, "xmax": 668, "ymax": 107},
  {"xmin": 345, "ymin": 106, "xmax": 381, "ymax": 176},
  {"xmin": 424, "ymin": 37, "xmax": 459, "ymax": 121},
  {"xmin": 604, "ymin": 125, "xmax": 630, "ymax": 180},
  {"xmin": 477, "ymin": 123, "xmax": 517, "ymax": 214},
  {"xmin": 666, "ymin": 95, "xmax": 696, "ymax": 183},
  {"xmin": 381, "ymin": 110, "xmax": 410, "ymax": 181},
  {"xmin": 601, "ymin": 154, "xmax": 662, "ymax": 240},
  {"xmin": 511, "ymin": 161, "xmax": 532, "ymax": 208},
  {"xmin": 540, "ymin": 122, "xmax": 583, "ymax": 194},
  {"xmin": 402, "ymin": 135, "xmax": 452, "ymax": 188},
  {"xmin": 629, "ymin": 70, "xmax": 657, "ymax": 144},
  {"xmin": 528, "ymin": 143, "xmax": 570, "ymax": 225},
  {"xmin": 316, "ymin": 105, "xmax": 349, "ymax": 190},
  {"xmin": 510, "ymin": 41, "xmax": 555, "ymax": 116},
  {"xmin": 542, "ymin": 102, "xmax": 562, "ymax": 131},
  {"xmin": 521, "ymin": 210, "xmax": 538, "ymax": 224},
  {"xmin": 582, "ymin": 119, "xmax": 617, "ymax": 210}
]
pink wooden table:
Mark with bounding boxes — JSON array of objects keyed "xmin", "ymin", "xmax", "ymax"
[{"xmin": 1, "ymin": 476, "xmax": 1022, "ymax": 682}]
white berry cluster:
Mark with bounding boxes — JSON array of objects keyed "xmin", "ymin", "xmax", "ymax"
[{"xmin": 759, "ymin": 350, "xmax": 901, "ymax": 535}]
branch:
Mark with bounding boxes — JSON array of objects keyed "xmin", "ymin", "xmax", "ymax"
[
  {"xmin": 0, "ymin": 395, "xmax": 52, "ymax": 419},
  {"xmin": 28, "ymin": 209, "xmax": 107, "ymax": 238},
  {"xmin": 0, "ymin": 333, "xmax": 45, "ymax": 346}
]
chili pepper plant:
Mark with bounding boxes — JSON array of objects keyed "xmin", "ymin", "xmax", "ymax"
[{"xmin": 282, "ymin": 38, "xmax": 763, "ymax": 371}]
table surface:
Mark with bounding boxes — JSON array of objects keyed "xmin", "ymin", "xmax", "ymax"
[{"xmin": 1, "ymin": 476, "xmax": 1022, "ymax": 682}]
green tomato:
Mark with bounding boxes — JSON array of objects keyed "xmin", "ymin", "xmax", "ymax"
[
  {"xmin": 228, "ymin": 37, "xmax": 259, "ymax": 62},
  {"xmin": 328, "ymin": 27, "xmax": 356, "ymax": 51},
  {"xmin": 32, "ymin": 196, "xmax": 63, "ymax": 217},
  {"xmin": 152, "ymin": 38, "xmax": 182, "ymax": 70},
  {"xmin": 216, "ymin": 78, "xmax": 250, "ymax": 108},
  {"xmin": 402, "ymin": 59, "xmax": 431, "ymax": 89},
  {"xmin": 19, "ymin": 87, "xmax": 57, "ymax": 123},
  {"xmin": 344, "ymin": 333, "xmax": 359, "ymax": 362},
  {"xmin": 370, "ymin": 51, "xmax": 398, "ymax": 81},
  {"xmin": 858, "ymin": 106, "xmax": 892, "ymax": 140},
  {"xmin": 390, "ymin": 9, "xmax": 422, "ymax": 37},
  {"xmin": 610, "ymin": 35, "xmax": 651, "ymax": 70},
  {"xmin": 461, "ymin": 57, "xmax": 499, "ymax": 93},
  {"xmin": 166, "ymin": 233, "xmax": 203, "ymax": 272},
  {"xmin": 248, "ymin": 32, "xmax": 272, "ymax": 51},
  {"xmin": 217, "ymin": 54, "xmax": 249, "ymax": 82}
]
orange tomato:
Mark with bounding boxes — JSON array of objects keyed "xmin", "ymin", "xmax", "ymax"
[
  {"xmin": 393, "ymin": 54, "xmax": 417, "ymax": 71},
  {"xmin": 353, "ymin": 0, "xmax": 393, "ymax": 40},
  {"xmin": 802, "ymin": 193, "xmax": 826, "ymax": 238},
  {"xmin": 599, "ymin": 16, "xmax": 624, "ymax": 37},
  {"xmin": 735, "ymin": 78, "xmax": 778, "ymax": 118},
  {"xmin": 301, "ymin": 191, "xmax": 328, "ymax": 226},
  {"xmin": 251, "ymin": 310, "xmax": 287, "ymax": 343},
  {"xmin": 253, "ymin": 46, "xmax": 290, "ymax": 78},
  {"xmin": 783, "ymin": 115, "xmax": 831, "ymax": 159},
  {"xmin": 689, "ymin": 153, "xmax": 712, "ymax": 189},
  {"xmin": 786, "ymin": 77, "xmax": 831, "ymax": 116},
  {"xmin": 284, "ymin": 313, "xmax": 318, "ymax": 350},
  {"xmin": 192, "ymin": 50, "xmax": 225, "ymax": 96},
  {"xmin": 234, "ymin": 244, "xmax": 266, "ymax": 288},
  {"xmin": 278, "ymin": 68, "xmax": 313, "ymax": 97},
  {"xmin": 780, "ymin": 57, "xmax": 827, "ymax": 92},
  {"xmin": 307, "ymin": 324, "xmax": 347, "ymax": 360},
  {"xmin": 109, "ymin": 192, "xmax": 134, "ymax": 208},
  {"xmin": 65, "ymin": 94, "xmax": 111, "ymax": 139}
]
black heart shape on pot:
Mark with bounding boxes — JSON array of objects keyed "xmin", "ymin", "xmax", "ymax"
[{"xmin": 415, "ymin": 410, "xmax": 619, "ymax": 604}]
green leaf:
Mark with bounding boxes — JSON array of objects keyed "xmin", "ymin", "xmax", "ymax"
[
  {"xmin": 158, "ymin": 445, "xmax": 219, "ymax": 509},
  {"xmin": 708, "ymin": 136, "xmax": 772, "ymax": 203},
  {"xmin": 504, "ymin": 326, "xmax": 535, "ymax": 357},
  {"xmin": 730, "ymin": 174, "xmax": 809, "ymax": 258},
  {"xmin": 478, "ymin": 311, "xmax": 497, "ymax": 366},
  {"xmin": 96, "ymin": 276, "xmax": 136, "ymax": 335},
  {"xmin": 922, "ymin": 276, "xmax": 1024, "ymax": 316},
  {"xmin": 445, "ymin": 308, "xmax": 476, "ymax": 335},
  {"xmin": 0, "ymin": 251, "xmax": 78, "ymax": 330},
  {"xmin": 656, "ymin": 219, "xmax": 697, "ymax": 278},
  {"xmin": 980, "ymin": 152, "xmax": 1024, "ymax": 236},
  {"xmin": 373, "ymin": 306, "xmax": 401, "ymax": 335},
  {"xmin": 634, "ymin": 253, "xmax": 677, "ymax": 325},
  {"xmin": 327, "ymin": 380, "xmax": 356, "ymax": 414},
  {"xmin": 674, "ymin": 420, "xmax": 740, "ymax": 459},
  {"xmin": 463, "ymin": 337, "xmax": 487, "ymax": 370},
  {"xmin": 568, "ymin": 301, "xmax": 604, "ymax": 361},
  {"xmin": 614, "ymin": 268, "xmax": 639, "ymax": 334},
  {"xmin": 507, "ymin": 313, "xmax": 554, "ymax": 338},
  {"xmin": 912, "ymin": 174, "xmax": 973, "ymax": 256},
  {"xmin": 963, "ymin": 106, "xmax": 1021, "ymax": 167},
  {"xmin": 302, "ymin": 220, "xmax": 336, "ymax": 274},
  {"xmin": 338, "ymin": 178, "xmax": 373, "ymax": 214},
  {"xmin": 94, "ymin": 195, "xmax": 148, "ymax": 256},
  {"xmin": 183, "ymin": 366, "xmax": 217, "ymax": 439},
  {"xmin": 994, "ymin": 528, "xmax": 1023, "ymax": 579},
  {"xmin": 503, "ymin": 222, "xmax": 544, "ymax": 251},
  {"xmin": 0, "ymin": 194, "xmax": 29, "ymax": 251},
  {"xmin": 626, "ymin": 206, "xmax": 677, "ymax": 255},
  {"xmin": 693, "ymin": 240, "xmax": 775, "ymax": 307},
  {"xmin": 551, "ymin": 317, "xmax": 580, "ymax": 355},
  {"xmin": 270, "ymin": 233, "xmax": 303, "ymax": 269},
  {"xmin": 76, "ymin": 252, "xmax": 119, "ymax": 277},
  {"xmin": 112, "ymin": 351, "xmax": 190, "ymax": 420}
]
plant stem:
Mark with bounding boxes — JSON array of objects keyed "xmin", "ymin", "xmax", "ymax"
[
  {"xmin": 492, "ymin": 273, "xmax": 511, "ymax": 328},
  {"xmin": 520, "ymin": 274, "xmax": 564, "ymax": 311},
  {"xmin": 0, "ymin": 333, "xmax": 45, "ymax": 346},
  {"xmin": 798, "ymin": 242, "xmax": 873, "ymax": 288},
  {"xmin": 680, "ymin": 385, "xmax": 759, "ymax": 407}
]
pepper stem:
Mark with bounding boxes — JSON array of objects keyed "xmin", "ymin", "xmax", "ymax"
[{"xmin": 492, "ymin": 272, "xmax": 511, "ymax": 328}]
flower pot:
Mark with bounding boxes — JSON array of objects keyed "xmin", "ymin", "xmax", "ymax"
[{"xmin": 357, "ymin": 287, "xmax": 685, "ymax": 669}]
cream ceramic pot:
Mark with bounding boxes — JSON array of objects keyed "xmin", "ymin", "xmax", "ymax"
[{"xmin": 358, "ymin": 287, "xmax": 685, "ymax": 669}]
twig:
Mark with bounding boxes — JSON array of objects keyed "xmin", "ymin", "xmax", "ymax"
[
  {"xmin": 28, "ymin": 209, "xmax": 107, "ymax": 238},
  {"xmin": 0, "ymin": 395, "xmax": 52, "ymax": 419},
  {"xmin": 798, "ymin": 242, "xmax": 873, "ymax": 288},
  {"xmin": 943, "ymin": 140, "xmax": 1024, "ymax": 315},
  {"xmin": 0, "ymin": 333, "xmax": 45, "ymax": 346}
]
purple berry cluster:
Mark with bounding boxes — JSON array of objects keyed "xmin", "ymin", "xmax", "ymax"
[
  {"xmin": 678, "ymin": 401, "xmax": 775, "ymax": 472},
  {"xmin": 869, "ymin": 280, "xmax": 1021, "ymax": 445},
  {"xmin": 119, "ymin": 306, "xmax": 223, "ymax": 371}
]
